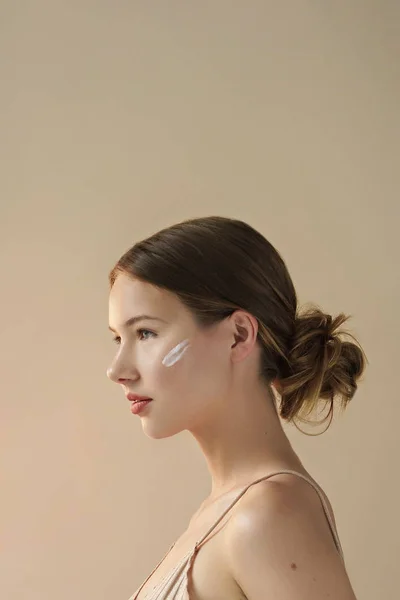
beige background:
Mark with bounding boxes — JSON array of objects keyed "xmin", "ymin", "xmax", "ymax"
[{"xmin": 1, "ymin": 2, "xmax": 399, "ymax": 599}]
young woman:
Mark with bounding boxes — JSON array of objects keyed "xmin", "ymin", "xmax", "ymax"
[{"xmin": 107, "ymin": 216, "xmax": 366, "ymax": 600}]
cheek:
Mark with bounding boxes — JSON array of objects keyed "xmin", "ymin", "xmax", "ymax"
[
  {"xmin": 147, "ymin": 338, "xmax": 199, "ymax": 396},
  {"xmin": 157, "ymin": 339, "xmax": 195, "ymax": 390},
  {"xmin": 161, "ymin": 339, "xmax": 191, "ymax": 367},
  {"xmin": 148, "ymin": 337, "xmax": 228, "ymax": 403},
  {"xmin": 161, "ymin": 339, "xmax": 228, "ymax": 402}
]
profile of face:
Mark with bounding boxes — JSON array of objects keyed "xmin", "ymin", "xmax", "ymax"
[{"xmin": 107, "ymin": 273, "xmax": 238, "ymax": 439}]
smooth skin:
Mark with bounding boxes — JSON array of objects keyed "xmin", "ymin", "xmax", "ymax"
[{"xmin": 223, "ymin": 479, "xmax": 357, "ymax": 599}]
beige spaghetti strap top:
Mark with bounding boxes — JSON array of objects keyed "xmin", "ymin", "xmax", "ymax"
[{"xmin": 128, "ymin": 469, "xmax": 345, "ymax": 600}]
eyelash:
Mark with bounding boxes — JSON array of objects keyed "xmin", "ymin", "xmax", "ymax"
[{"xmin": 112, "ymin": 329, "xmax": 156, "ymax": 345}]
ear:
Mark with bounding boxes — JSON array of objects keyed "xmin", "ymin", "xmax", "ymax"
[{"xmin": 230, "ymin": 310, "xmax": 259, "ymax": 363}]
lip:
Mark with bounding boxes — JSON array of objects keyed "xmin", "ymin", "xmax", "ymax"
[
  {"xmin": 126, "ymin": 393, "xmax": 153, "ymax": 403},
  {"xmin": 130, "ymin": 399, "xmax": 152, "ymax": 415}
]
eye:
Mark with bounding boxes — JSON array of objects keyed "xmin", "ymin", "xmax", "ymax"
[
  {"xmin": 136, "ymin": 328, "xmax": 156, "ymax": 341},
  {"xmin": 112, "ymin": 329, "xmax": 156, "ymax": 345}
]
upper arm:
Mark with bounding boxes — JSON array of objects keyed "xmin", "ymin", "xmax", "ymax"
[{"xmin": 224, "ymin": 481, "xmax": 358, "ymax": 600}]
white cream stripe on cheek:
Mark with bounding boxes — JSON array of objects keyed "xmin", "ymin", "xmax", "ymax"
[{"xmin": 161, "ymin": 339, "xmax": 191, "ymax": 367}]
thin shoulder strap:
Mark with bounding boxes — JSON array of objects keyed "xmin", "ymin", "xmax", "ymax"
[{"xmin": 193, "ymin": 469, "xmax": 344, "ymax": 561}]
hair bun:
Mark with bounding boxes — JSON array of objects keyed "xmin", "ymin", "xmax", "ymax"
[{"xmin": 277, "ymin": 304, "xmax": 367, "ymax": 431}]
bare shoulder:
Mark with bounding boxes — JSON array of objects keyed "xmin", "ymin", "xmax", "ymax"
[{"xmin": 222, "ymin": 474, "xmax": 358, "ymax": 600}]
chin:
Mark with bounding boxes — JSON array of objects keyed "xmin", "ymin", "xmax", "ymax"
[{"xmin": 142, "ymin": 423, "xmax": 184, "ymax": 440}]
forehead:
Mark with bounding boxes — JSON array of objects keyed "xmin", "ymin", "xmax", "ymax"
[{"xmin": 108, "ymin": 273, "xmax": 182, "ymax": 320}]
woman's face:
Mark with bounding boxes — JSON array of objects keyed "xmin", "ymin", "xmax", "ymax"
[{"xmin": 107, "ymin": 273, "xmax": 231, "ymax": 438}]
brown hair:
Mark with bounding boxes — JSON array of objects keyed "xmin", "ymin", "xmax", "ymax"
[{"xmin": 109, "ymin": 215, "xmax": 367, "ymax": 435}]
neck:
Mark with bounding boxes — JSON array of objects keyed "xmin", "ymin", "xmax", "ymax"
[{"xmin": 189, "ymin": 383, "xmax": 304, "ymax": 499}]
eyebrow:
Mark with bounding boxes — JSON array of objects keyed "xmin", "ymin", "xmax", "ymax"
[{"xmin": 108, "ymin": 315, "xmax": 166, "ymax": 334}]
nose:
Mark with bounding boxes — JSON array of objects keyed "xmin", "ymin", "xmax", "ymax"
[{"xmin": 107, "ymin": 354, "xmax": 137, "ymax": 384}]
